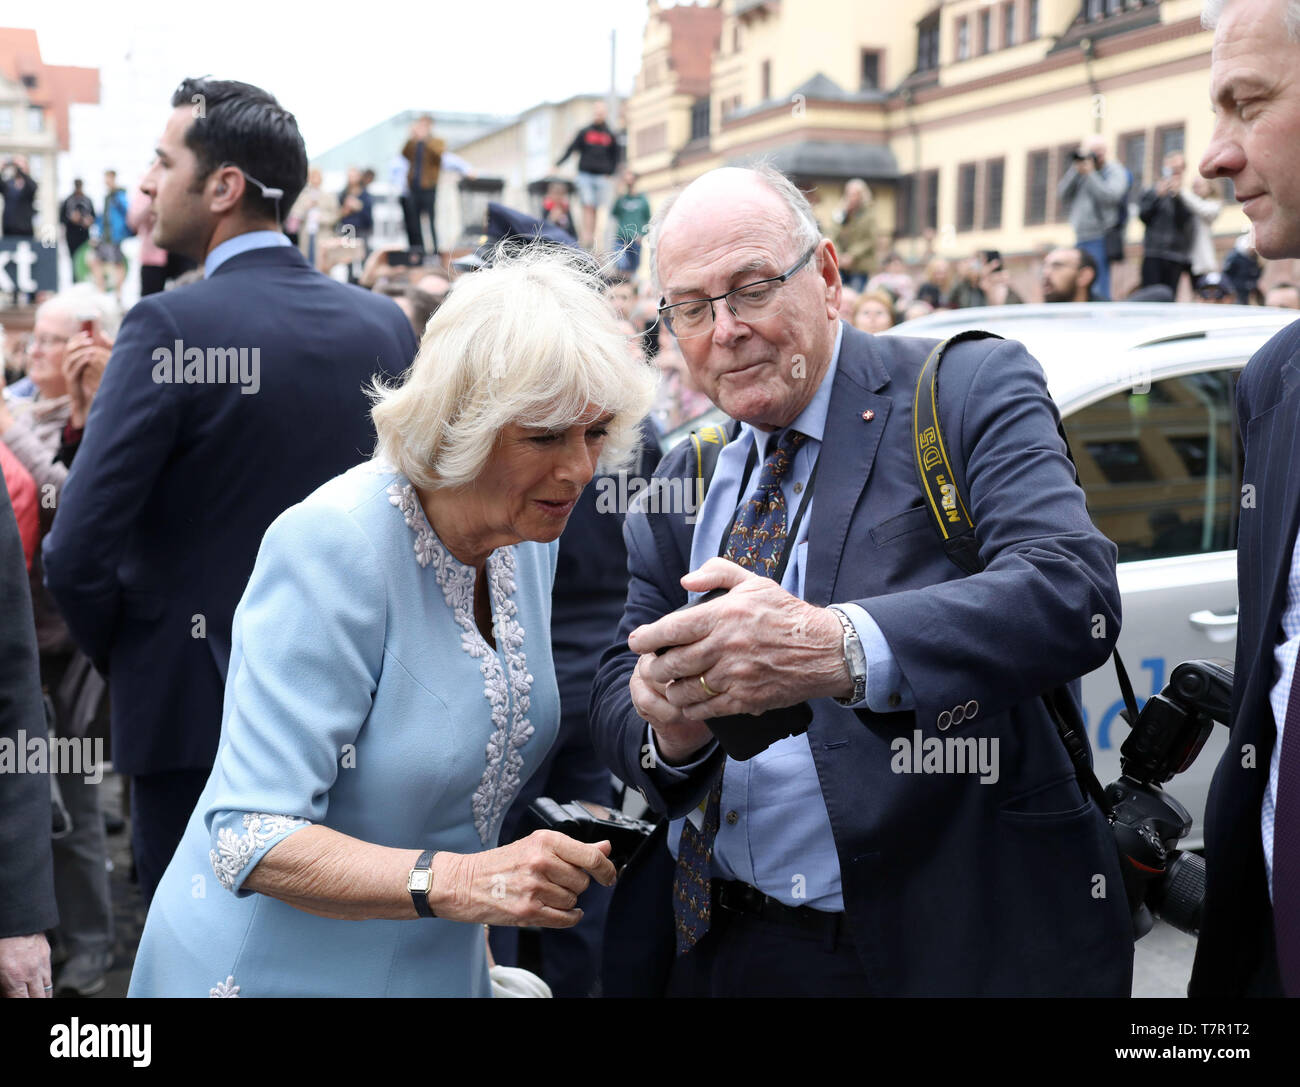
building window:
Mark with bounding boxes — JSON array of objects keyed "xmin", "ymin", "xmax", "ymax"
[
  {"xmin": 761, "ymin": 59, "xmax": 772, "ymax": 101},
  {"xmin": 897, "ymin": 175, "xmax": 915, "ymax": 237},
  {"xmin": 1085, "ymin": 0, "xmax": 1104, "ymax": 19},
  {"xmin": 690, "ymin": 98, "xmax": 711, "ymax": 142},
  {"xmin": 1025, "ymin": 150, "xmax": 1050, "ymax": 226},
  {"xmin": 984, "ymin": 158, "xmax": 1005, "ymax": 229},
  {"xmin": 922, "ymin": 169, "xmax": 939, "ymax": 233},
  {"xmin": 978, "ymin": 9, "xmax": 992, "ymax": 55},
  {"xmin": 957, "ymin": 162, "xmax": 978, "ymax": 232},
  {"xmin": 956, "ymin": 16, "xmax": 970, "ymax": 61},
  {"xmin": 0, "ymin": 107, "xmax": 11, "ymax": 135},
  {"xmin": 1119, "ymin": 130, "xmax": 1147, "ymax": 202},
  {"xmin": 860, "ymin": 49, "xmax": 881, "ymax": 91},
  {"xmin": 27, "ymin": 107, "xmax": 43, "ymax": 134},
  {"xmin": 1156, "ymin": 124, "xmax": 1186, "ymax": 165},
  {"xmin": 917, "ymin": 16, "xmax": 940, "ymax": 72},
  {"xmin": 1003, "ymin": 2, "xmax": 1017, "ymax": 47},
  {"xmin": 1055, "ymin": 143, "xmax": 1078, "ymax": 223},
  {"xmin": 896, "ymin": 169, "xmax": 940, "ymax": 236},
  {"xmin": 1027, "ymin": 0, "xmax": 1040, "ymax": 40}
]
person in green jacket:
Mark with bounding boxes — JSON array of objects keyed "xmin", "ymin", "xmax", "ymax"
[{"xmin": 611, "ymin": 169, "xmax": 651, "ymax": 275}]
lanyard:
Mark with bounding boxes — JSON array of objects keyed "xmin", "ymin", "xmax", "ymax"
[{"xmin": 714, "ymin": 431, "xmax": 820, "ymax": 588}]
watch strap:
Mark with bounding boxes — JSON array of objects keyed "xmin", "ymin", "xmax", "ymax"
[
  {"xmin": 827, "ymin": 606, "xmax": 867, "ymax": 706},
  {"xmin": 409, "ymin": 849, "xmax": 437, "ymax": 918}
]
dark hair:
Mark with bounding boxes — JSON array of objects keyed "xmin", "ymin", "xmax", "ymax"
[
  {"xmin": 1074, "ymin": 246, "xmax": 1098, "ymax": 280},
  {"xmin": 170, "ymin": 77, "xmax": 307, "ymax": 219},
  {"xmin": 603, "ymin": 271, "xmax": 635, "ymax": 291},
  {"xmin": 403, "ymin": 286, "xmax": 440, "ymax": 333}
]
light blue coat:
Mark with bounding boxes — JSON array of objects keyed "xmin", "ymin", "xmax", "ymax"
[{"xmin": 129, "ymin": 462, "xmax": 560, "ymax": 997}]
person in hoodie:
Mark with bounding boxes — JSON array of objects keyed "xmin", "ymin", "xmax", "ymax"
[{"xmin": 557, "ymin": 102, "xmax": 622, "ymax": 250}]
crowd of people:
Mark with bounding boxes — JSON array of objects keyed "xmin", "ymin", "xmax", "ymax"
[{"xmin": 1, "ymin": 0, "xmax": 1298, "ymax": 1005}]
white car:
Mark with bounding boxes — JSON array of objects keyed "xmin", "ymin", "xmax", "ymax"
[{"xmin": 660, "ymin": 302, "xmax": 1299, "ymax": 846}]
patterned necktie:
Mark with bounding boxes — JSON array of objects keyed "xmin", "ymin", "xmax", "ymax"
[
  {"xmin": 672, "ymin": 428, "xmax": 807, "ymax": 954},
  {"xmin": 1273, "ymin": 661, "xmax": 1300, "ymax": 994}
]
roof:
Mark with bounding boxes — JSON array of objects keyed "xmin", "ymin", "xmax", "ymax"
[
  {"xmin": 0, "ymin": 27, "xmax": 99, "ymax": 150},
  {"xmin": 726, "ymin": 139, "xmax": 899, "ymax": 181}
]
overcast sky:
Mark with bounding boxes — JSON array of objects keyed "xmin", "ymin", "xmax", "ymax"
[{"xmin": 30, "ymin": 0, "xmax": 655, "ymax": 158}]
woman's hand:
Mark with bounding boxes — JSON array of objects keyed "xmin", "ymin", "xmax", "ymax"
[
  {"xmin": 63, "ymin": 330, "xmax": 112, "ymax": 429},
  {"xmin": 431, "ymin": 832, "xmax": 616, "ymax": 928}
]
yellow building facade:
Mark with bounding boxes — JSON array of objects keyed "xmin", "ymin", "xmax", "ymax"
[{"xmin": 625, "ymin": 0, "xmax": 1246, "ymax": 297}]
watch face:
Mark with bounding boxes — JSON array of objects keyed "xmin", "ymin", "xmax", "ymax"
[{"xmin": 408, "ymin": 871, "xmax": 432, "ymax": 893}]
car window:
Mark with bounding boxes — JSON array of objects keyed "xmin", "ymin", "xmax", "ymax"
[{"xmin": 1064, "ymin": 368, "xmax": 1241, "ymax": 563}]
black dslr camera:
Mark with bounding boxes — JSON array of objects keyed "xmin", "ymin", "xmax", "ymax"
[
  {"xmin": 1071, "ymin": 149, "xmax": 1100, "ymax": 166},
  {"xmin": 654, "ymin": 588, "xmax": 814, "ymax": 761},
  {"xmin": 1105, "ymin": 659, "xmax": 1233, "ymax": 939},
  {"xmin": 528, "ymin": 798, "xmax": 656, "ymax": 871}
]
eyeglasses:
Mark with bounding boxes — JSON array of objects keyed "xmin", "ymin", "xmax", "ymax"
[{"xmin": 657, "ymin": 244, "xmax": 818, "ymax": 339}]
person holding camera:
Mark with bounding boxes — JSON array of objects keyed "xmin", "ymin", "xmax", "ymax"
[
  {"xmin": 1, "ymin": 155, "xmax": 37, "ymax": 238},
  {"xmin": 590, "ymin": 165, "xmax": 1133, "ymax": 997},
  {"xmin": 128, "ymin": 246, "xmax": 656, "ymax": 997},
  {"xmin": 1193, "ymin": 0, "xmax": 1300, "ymax": 998},
  {"xmin": 1057, "ymin": 135, "xmax": 1129, "ymax": 301},
  {"xmin": 1137, "ymin": 151, "xmax": 1195, "ymax": 295}
]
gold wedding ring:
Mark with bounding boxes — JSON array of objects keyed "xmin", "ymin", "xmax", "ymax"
[{"xmin": 699, "ymin": 675, "xmax": 721, "ymax": 698}]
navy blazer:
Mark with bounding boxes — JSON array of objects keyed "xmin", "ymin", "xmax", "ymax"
[
  {"xmin": 591, "ymin": 323, "xmax": 1134, "ymax": 996},
  {"xmin": 1191, "ymin": 319, "xmax": 1300, "ymax": 996},
  {"xmin": 43, "ymin": 245, "xmax": 417, "ymax": 776}
]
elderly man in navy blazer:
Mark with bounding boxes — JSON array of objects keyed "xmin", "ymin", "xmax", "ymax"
[
  {"xmin": 43, "ymin": 78, "xmax": 416, "ymax": 901},
  {"xmin": 1192, "ymin": 0, "xmax": 1300, "ymax": 998},
  {"xmin": 590, "ymin": 165, "xmax": 1133, "ymax": 996}
]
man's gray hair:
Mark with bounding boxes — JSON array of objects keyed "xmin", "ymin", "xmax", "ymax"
[
  {"xmin": 1203, "ymin": 0, "xmax": 1300, "ymax": 40},
  {"xmin": 645, "ymin": 163, "xmax": 822, "ymax": 294}
]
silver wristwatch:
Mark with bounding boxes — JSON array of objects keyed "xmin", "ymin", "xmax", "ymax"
[{"xmin": 827, "ymin": 606, "xmax": 867, "ymax": 706}]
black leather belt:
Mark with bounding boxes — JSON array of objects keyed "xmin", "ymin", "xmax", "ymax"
[{"xmin": 713, "ymin": 879, "xmax": 849, "ymax": 943}]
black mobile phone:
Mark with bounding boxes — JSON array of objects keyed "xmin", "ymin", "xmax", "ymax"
[{"xmin": 387, "ymin": 249, "xmax": 424, "ymax": 268}]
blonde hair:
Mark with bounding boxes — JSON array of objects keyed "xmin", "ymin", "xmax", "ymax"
[{"xmin": 369, "ymin": 244, "xmax": 658, "ymax": 491}]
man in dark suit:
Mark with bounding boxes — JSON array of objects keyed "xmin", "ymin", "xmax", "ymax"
[
  {"xmin": 0, "ymin": 480, "xmax": 58, "ymax": 997},
  {"xmin": 590, "ymin": 165, "xmax": 1133, "ymax": 996},
  {"xmin": 42, "ymin": 78, "xmax": 417, "ymax": 901},
  {"xmin": 1192, "ymin": 0, "xmax": 1300, "ymax": 997}
]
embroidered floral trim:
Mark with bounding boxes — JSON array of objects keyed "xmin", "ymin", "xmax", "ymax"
[
  {"xmin": 387, "ymin": 481, "xmax": 534, "ymax": 846},
  {"xmin": 210, "ymin": 975, "xmax": 240, "ymax": 998},
  {"xmin": 209, "ymin": 812, "xmax": 310, "ymax": 893}
]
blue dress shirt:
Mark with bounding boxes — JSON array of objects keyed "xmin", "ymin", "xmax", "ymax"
[
  {"xmin": 205, "ymin": 230, "xmax": 293, "ymax": 277},
  {"xmin": 648, "ymin": 322, "xmax": 915, "ymax": 910}
]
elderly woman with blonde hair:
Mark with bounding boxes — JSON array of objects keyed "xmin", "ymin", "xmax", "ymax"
[{"xmin": 128, "ymin": 246, "xmax": 657, "ymax": 997}]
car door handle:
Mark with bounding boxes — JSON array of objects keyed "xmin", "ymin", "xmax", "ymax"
[{"xmin": 1189, "ymin": 608, "xmax": 1238, "ymax": 630}]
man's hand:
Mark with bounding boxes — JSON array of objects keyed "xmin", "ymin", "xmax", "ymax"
[
  {"xmin": 629, "ymin": 651, "xmax": 715, "ymax": 764},
  {"xmin": 0, "ymin": 933, "xmax": 52, "ymax": 998},
  {"xmin": 629, "ymin": 558, "xmax": 853, "ymax": 725},
  {"xmin": 1076, "ymin": 156, "xmax": 1095, "ymax": 175}
]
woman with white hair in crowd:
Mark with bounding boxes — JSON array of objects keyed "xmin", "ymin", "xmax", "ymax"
[
  {"xmin": 128, "ymin": 244, "xmax": 657, "ymax": 997},
  {"xmin": 0, "ymin": 287, "xmax": 117, "ymax": 995}
]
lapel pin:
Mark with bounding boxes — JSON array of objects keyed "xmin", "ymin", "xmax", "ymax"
[{"xmin": 861, "ymin": 409, "xmax": 875, "ymax": 422}]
